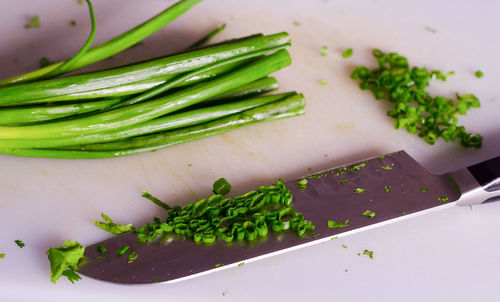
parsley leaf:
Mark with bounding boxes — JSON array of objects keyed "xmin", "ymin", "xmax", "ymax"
[
  {"xmin": 62, "ymin": 269, "xmax": 82, "ymax": 284},
  {"xmin": 93, "ymin": 213, "xmax": 133, "ymax": 235},
  {"xmin": 46, "ymin": 240, "xmax": 85, "ymax": 283},
  {"xmin": 15, "ymin": 240, "xmax": 25, "ymax": 248},
  {"xmin": 362, "ymin": 249, "xmax": 374, "ymax": 259}
]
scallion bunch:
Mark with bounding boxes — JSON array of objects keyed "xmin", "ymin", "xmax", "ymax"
[{"xmin": 0, "ymin": 0, "xmax": 305, "ymax": 158}]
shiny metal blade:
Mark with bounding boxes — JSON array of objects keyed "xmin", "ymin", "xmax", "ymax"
[{"xmin": 79, "ymin": 150, "xmax": 461, "ymax": 284}]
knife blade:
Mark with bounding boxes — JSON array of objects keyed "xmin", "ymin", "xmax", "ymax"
[{"xmin": 78, "ymin": 150, "xmax": 500, "ymax": 284}]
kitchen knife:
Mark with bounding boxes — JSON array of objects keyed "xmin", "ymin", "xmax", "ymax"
[{"xmin": 78, "ymin": 150, "xmax": 500, "ymax": 284}]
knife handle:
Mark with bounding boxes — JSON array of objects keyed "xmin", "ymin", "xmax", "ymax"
[
  {"xmin": 468, "ymin": 155, "xmax": 500, "ymax": 194},
  {"xmin": 451, "ymin": 155, "xmax": 500, "ymax": 206}
]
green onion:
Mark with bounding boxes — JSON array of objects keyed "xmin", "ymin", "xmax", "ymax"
[
  {"xmin": 14, "ymin": 240, "xmax": 25, "ymax": 248},
  {"xmin": 213, "ymin": 178, "xmax": 232, "ymax": 195},
  {"xmin": 354, "ymin": 188, "xmax": 367, "ymax": 194},
  {"xmin": 327, "ymin": 219, "xmax": 349, "ymax": 228},
  {"xmin": 384, "ymin": 185, "xmax": 392, "ymax": 192},
  {"xmin": 142, "ymin": 190, "xmax": 172, "ymax": 211},
  {"xmin": 436, "ymin": 197, "xmax": 449, "ymax": 202},
  {"xmin": 350, "ymin": 49, "xmax": 482, "ymax": 148},
  {"xmin": 342, "ymin": 48, "xmax": 353, "ymax": 58},
  {"xmin": 97, "ymin": 244, "xmax": 107, "ymax": 254},
  {"xmin": 296, "ymin": 179, "xmax": 308, "ymax": 191},
  {"xmin": 1, "ymin": 0, "xmax": 204, "ymax": 86},
  {"xmin": 127, "ymin": 251, "xmax": 138, "ymax": 263},
  {"xmin": 117, "ymin": 245, "xmax": 130, "ymax": 257},
  {"xmin": 474, "ymin": 70, "xmax": 484, "ymax": 78},
  {"xmin": 362, "ymin": 210, "xmax": 376, "ymax": 218},
  {"xmin": 189, "ymin": 23, "xmax": 227, "ymax": 49},
  {"xmin": 24, "ymin": 15, "xmax": 40, "ymax": 29}
]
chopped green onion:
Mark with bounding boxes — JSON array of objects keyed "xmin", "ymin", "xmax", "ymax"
[
  {"xmin": 127, "ymin": 251, "xmax": 138, "ymax": 263},
  {"xmin": 362, "ymin": 210, "xmax": 376, "ymax": 218},
  {"xmin": 142, "ymin": 190, "xmax": 172, "ymax": 211},
  {"xmin": 342, "ymin": 48, "xmax": 353, "ymax": 58},
  {"xmin": 421, "ymin": 188, "xmax": 429, "ymax": 192},
  {"xmin": 354, "ymin": 187, "xmax": 367, "ymax": 194},
  {"xmin": 93, "ymin": 213, "xmax": 133, "ymax": 235},
  {"xmin": 117, "ymin": 245, "xmax": 130, "ymax": 257},
  {"xmin": 380, "ymin": 165, "xmax": 392, "ymax": 170},
  {"xmin": 436, "ymin": 197, "xmax": 449, "ymax": 202},
  {"xmin": 14, "ymin": 240, "xmax": 25, "ymax": 248},
  {"xmin": 97, "ymin": 244, "xmax": 107, "ymax": 254},
  {"xmin": 0, "ymin": 253, "xmax": 5, "ymax": 258},
  {"xmin": 214, "ymin": 263, "xmax": 223, "ymax": 268},
  {"xmin": 213, "ymin": 178, "xmax": 232, "ymax": 196},
  {"xmin": 24, "ymin": 15, "xmax": 40, "ymax": 29},
  {"xmin": 342, "ymin": 244, "xmax": 348, "ymax": 249},
  {"xmin": 362, "ymin": 249, "xmax": 374, "ymax": 259},
  {"xmin": 340, "ymin": 178, "xmax": 348, "ymax": 185},
  {"xmin": 328, "ymin": 219, "xmax": 349, "ymax": 228},
  {"xmin": 349, "ymin": 162, "xmax": 366, "ymax": 171},
  {"xmin": 321, "ymin": 46, "xmax": 328, "ymax": 56},
  {"xmin": 296, "ymin": 179, "xmax": 308, "ymax": 191},
  {"xmin": 384, "ymin": 185, "xmax": 392, "ymax": 192},
  {"xmin": 474, "ymin": 70, "xmax": 484, "ymax": 78},
  {"xmin": 319, "ymin": 80, "xmax": 328, "ymax": 86},
  {"xmin": 350, "ymin": 49, "xmax": 482, "ymax": 148}
]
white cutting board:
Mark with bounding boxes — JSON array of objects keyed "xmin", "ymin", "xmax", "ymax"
[{"xmin": 0, "ymin": 0, "xmax": 499, "ymax": 301}]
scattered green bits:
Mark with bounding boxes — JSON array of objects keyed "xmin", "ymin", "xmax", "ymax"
[
  {"xmin": 362, "ymin": 249, "xmax": 374, "ymax": 259},
  {"xmin": 328, "ymin": 219, "xmax": 349, "ymax": 228},
  {"xmin": 24, "ymin": 15, "xmax": 40, "ymax": 29},
  {"xmin": 354, "ymin": 187, "xmax": 367, "ymax": 194},
  {"xmin": 319, "ymin": 80, "xmax": 328, "ymax": 86},
  {"xmin": 421, "ymin": 188, "xmax": 429, "ymax": 192},
  {"xmin": 293, "ymin": 21, "xmax": 301, "ymax": 26},
  {"xmin": 436, "ymin": 197, "xmax": 449, "ymax": 202},
  {"xmin": 15, "ymin": 240, "xmax": 25, "ymax": 248},
  {"xmin": 93, "ymin": 213, "xmax": 133, "ymax": 235},
  {"xmin": 127, "ymin": 251, "xmax": 138, "ymax": 263},
  {"xmin": 340, "ymin": 178, "xmax": 348, "ymax": 185},
  {"xmin": 342, "ymin": 244, "xmax": 348, "ymax": 249},
  {"xmin": 0, "ymin": 253, "xmax": 5, "ymax": 258},
  {"xmin": 117, "ymin": 245, "xmax": 130, "ymax": 257},
  {"xmin": 311, "ymin": 233, "xmax": 320, "ymax": 239},
  {"xmin": 238, "ymin": 262, "xmax": 245, "ymax": 267},
  {"xmin": 384, "ymin": 185, "xmax": 392, "ymax": 192},
  {"xmin": 475, "ymin": 70, "xmax": 484, "ymax": 78},
  {"xmin": 342, "ymin": 48, "xmax": 353, "ymax": 58},
  {"xmin": 381, "ymin": 165, "xmax": 392, "ymax": 170},
  {"xmin": 70, "ymin": 20, "xmax": 77, "ymax": 27},
  {"xmin": 296, "ymin": 178, "xmax": 308, "ymax": 191},
  {"xmin": 362, "ymin": 210, "xmax": 376, "ymax": 218},
  {"xmin": 424, "ymin": 26, "xmax": 437, "ymax": 33},
  {"xmin": 214, "ymin": 263, "xmax": 223, "ymax": 268}
]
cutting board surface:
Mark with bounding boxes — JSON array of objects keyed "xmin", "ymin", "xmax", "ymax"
[{"xmin": 0, "ymin": 0, "xmax": 499, "ymax": 301}]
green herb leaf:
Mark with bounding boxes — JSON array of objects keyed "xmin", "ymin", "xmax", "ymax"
[
  {"xmin": 61, "ymin": 269, "xmax": 82, "ymax": 284},
  {"xmin": 15, "ymin": 240, "xmax": 25, "ymax": 248},
  {"xmin": 362, "ymin": 210, "xmax": 376, "ymax": 218},
  {"xmin": 436, "ymin": 197, "xmax": 449, "ymax": 202},
  {"xmin": 46, "ymin": 240, "xmax": 86, "ymax": 283},
  {"xmin": 319, "ymin": 80, "xmax": 328, "ymax": 86},
  {"xmin": 213, "ymin": 178, "xmax": 232, "ymax": 195},
  {"xmin": 24, "ymin": 15, "xmax": 40, "ymax": 29},
  {"xmin": 0, "ymin": 253, "xmax": 5, "ymax": 258},
  {"xmin": 328, "ymin": 219, "xmax": 349, "ymax": 228},
  {"xmin": 349, "ymin": 162, "xmax": 367, "ymax": 171},
  {"xmin": 354, "ymin": 187, "xmax": 367, "ymax": 194},
  {"xmin": 127, "ymin": 251, "xmax": 138, "ymax": 263},
  {"xmin": 380, "ymin": 165, "xmax": 392, "ymax": 170},
  {"xmin": 474, "ymin": 70, "xmax": 484, "ymax": 78},
  {"xmin": 342, "ymin": 48, "xmax": 353, "ymax": 58},
  {"xmin": 214, "ymin": 263, "xmax": 223, "ymax": 268},
  {"xmin": 421, "ymin": 188, "xmax": 429, "ymax": 192},
  {"xmin": 342, "ymin": 244, "xmax": 348, "ymax": 249},
  {"xmin": 384, "ymin": 185, "xmax": 392, "ymax": 192},
  {"xmin": 93, "ymin": 213, "xmax": 133, "ymax": 235}
]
